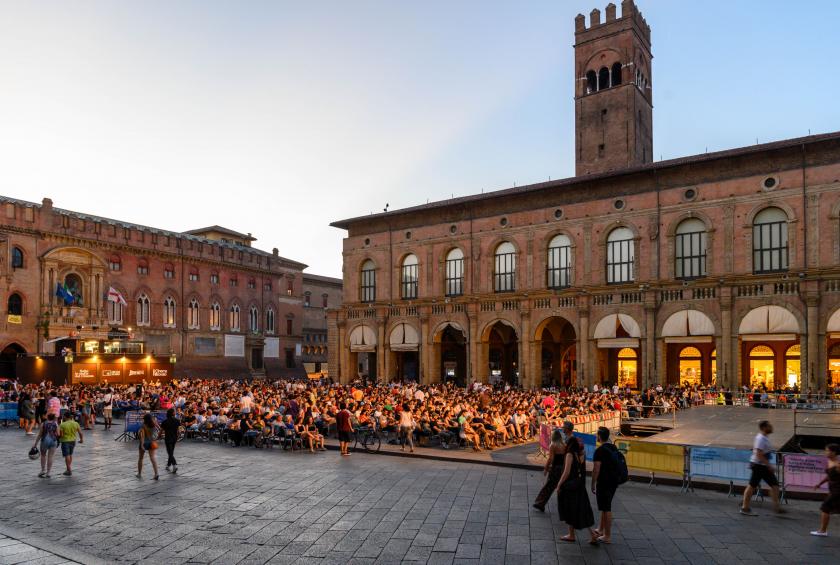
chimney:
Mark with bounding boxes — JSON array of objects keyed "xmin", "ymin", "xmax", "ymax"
[
  {"xmin": 41, "ymin": 197, "xmax": 53, "ymax": 212},
  {"xmin": 272, "ymin": 248, "xmax": 279, "ymax": 256},
  {"xmin": 590, "ymin": 8, "xmax": 601, "ymax": 26}
]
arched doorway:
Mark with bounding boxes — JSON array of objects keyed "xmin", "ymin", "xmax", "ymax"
[
  {"xmin": 535, "ymin": 317, "xmax": 576, "ymax": 388},
  {"xmin": 678, "ymin": 347, "xmax": 702, "ymax": 387},
  {"xmin": 0, "ymin": 343, "xmax": 26, "ymax": 380},
  {"xmin": 829, "ymin": 343, "xmax": 840, "ymax": 388},
  {"xmin": 485, "ymin": 321, "xmax": 519, "ymax": 386},
  {"xmin": 388, "ymin": 323, "xmax": 420, "ymax": 383},
  {"xmin": 434, "ymin": 324, "xmax": 467, "ymax": 386},
  {"xmin": 617, "ymin": 348, "xmax": 638, "ymax": 389},
  {"xmin": 748, "ymin": 345, "xmax": 775, "ymax": 390},
  {"xmin": 739, "ymin": 305, "xmax": 800, "ymax": 390},
  {"xmin": 348, "ymin": 325, "xmax": 377, "ymax": 383},
  {"xmin": 662, "ymin": 309, "xmax": 716, "ymax": 387},
  {"xmin": 594, "ymin": 313, "xmax": 642, "ymax": 388}
]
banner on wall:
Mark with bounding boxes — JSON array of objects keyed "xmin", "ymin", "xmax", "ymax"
[
  {"xmin": 71, "ymin": 365, "xmax": 97, "ymax": 382},
  {"xmin": 224, "ymin": 335, "xmax": 245, "ymax": 357},
  {"xmin": 265, "ymin": 337, "xmax": 280, "ymax": 359},
  {"xmin": 689, "ymin": 447, "xmax": 754, "ymax": 482},
  {"xmin": 784, "ymin": 454, "xmax": 828, "ymax": 491}
]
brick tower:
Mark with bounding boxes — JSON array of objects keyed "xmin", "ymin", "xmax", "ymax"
[{"xmin": 574, "ymin": 1, "xmax": 653, "ymax": 176}]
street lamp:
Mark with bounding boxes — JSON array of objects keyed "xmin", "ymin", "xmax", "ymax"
[
  {"xmin": 64, "ymin": 353, "xmax": 73, "ymax": 363},
  {"xmin": 169, "ymin": 352, "xmax": 177, "ymax": 364}
]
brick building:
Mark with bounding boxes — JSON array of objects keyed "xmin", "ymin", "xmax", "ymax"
[
  {"xmin": 0, "ymin": 196, "xmax": 308, "ymax": 380},
  {"xmin": 301, "ymin": 274, "xmax": 343, "ymax": 377},
  {"xmin": 328, "ymin": 0, "xmax": 840, "ymax": 392}
]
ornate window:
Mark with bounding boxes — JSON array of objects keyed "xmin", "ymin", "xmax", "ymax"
[
  {"xmin": 606, "ymin": 227, "xmax": 634, "ymax": 284},
  {"xmin": 248, "ymin": 277, "xmax": 256, "ymax": 289},
  {"xmin": 210, "ymin": 272, "xmax": 219, "ymax": 285},
  {"xmin": 265, "ymin": 308, "xmax": 275, "ymax": 334},
  {"xmin": 752, "ymin": 207, "xmax": 788, "ymax": 273},
  {"xmin": 229, "ymin": 304, "xmax": 241, "ymax": 331},
  {"xmin": 107, "ymin": 298, "xmax": 123, "ymax": 325},
  {"xmin": 401, "ymin": 254, "xmax": 419, "ymax": 299},
  {"xmin": 188, "ymin": 298, "xmax": 200, "ymax": 329},
  {"xmin": 360, "ymin": 260, "xmax": 376, "ymax": 303},
  {"xmin": 188, "ymin": 268, "xmax": 199, "ymax": 282},
  {"xmin": 675, "ymin": 218, "xmax": 707, "ymax": 280},
  {"xmin": 445, "ymin": 248, "xmax": 464, "ymax": 297},
  {"xmin": 229, "ymin": 276, "xmax": 238, "ymax": 288},
  {"xmin": 209, "ymin": 302, "xmax": 221, "ymax": 330},
  {"xmin": 249, "ymin": 305, "xmax": 259, "ymax": 332},
  {"xmin": 164, "ymin": 263, "xmax": 175, "ymax": 279},
  {"xmin": 547, "ymin": 234, "xmax": 572, "ymax": 289},
  {"xmin": 611, "ymin": 62, "xmax": 622, "ymax": 86},
  {"xmin": 494, "ymin": 242, "xmax": 516, "ymax": 293},
  {"xmin": 108, "ymin": 255, "xmax": 121, "ymax": 272},
  {"xmin": 137, "ymin": 258, "xmax": 149, "ymax": 275},
  {"xmin": 304, "ymin": 292, "xmax": 311, "ymax": 307},
  {"xmin": 322, "ymin": 294, "xmax": 328, "ymax": 308},
  {"xmin": 11, "ymin": 247, "xmax": 24, "ymax": 269},
  {"xmin": 136, "ymin": 294, "xmax": 150, "ymax": 326},
  {"xmin": 263, "ymin": 281, "xmax": 272, "ymax": 291},
  {"xmin": 286, "ymin": 318, "xmax": 293, "ymax": 335},
  {"xmin": 286, "ymin": 279, "xmax": 293, "ymax": 296},
  {"xmin": 7, "ymin": 293, "xmax": 23, "ymax": 316},
  {"xmin": 163, "ymin": 296, "xmax": 176, "ymax": 328}
]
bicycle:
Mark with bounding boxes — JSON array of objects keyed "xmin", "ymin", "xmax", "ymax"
[{"xmin": 353, "ymin": 425, "xmax": 382, "ymax": 453}]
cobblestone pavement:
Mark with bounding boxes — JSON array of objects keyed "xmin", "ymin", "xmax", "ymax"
[
  {"xmin": 0, "ymin": 427, "xmax": 837, "ymax": 564},
  {"xmin": 0, "ymin": 531, "xmax": 81, "ymax": 565}
]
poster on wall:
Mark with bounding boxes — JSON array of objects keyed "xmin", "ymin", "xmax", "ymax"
[
  {"xmin": 72, "ymin": 365, "xmax": 97, "ymax": 382},
  {"xmin": 125, "ymin": 364, "xmax": 147, "ymax": 382},
  {"xmin": 99, "ymin": 363, "xmax": 123, "ymax": 383},
  {"xmin": 150, "ymin": 365, "xmax": 171, "ymax": 381},
  {"xmin": 265, "ymin": 337, "xmax": 280, "ymax": 358},
  {"xmin": 224, "ymin": 335, "xmax": 245, "ymax": 357}
]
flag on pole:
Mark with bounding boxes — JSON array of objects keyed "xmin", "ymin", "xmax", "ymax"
[
  {"xmin": 107, "ymin": 287, "xmax": 127, "ymax": 306},
  {"xmin": 55, "ymin": 282, "xmax": 74, "ymax": 305}
]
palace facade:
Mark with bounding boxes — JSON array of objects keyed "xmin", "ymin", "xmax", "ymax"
[
  {"xmin": 328, "ymin": 0, "xmax": 840, "ymax": 392},
  {"xmin": 1, "ymin": 197, "xmax": 309, "ymax": 380}
]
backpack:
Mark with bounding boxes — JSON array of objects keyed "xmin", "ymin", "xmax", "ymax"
[{"xmin": 603, "ymin": 443, "xmax": 629, "ymax": 485}]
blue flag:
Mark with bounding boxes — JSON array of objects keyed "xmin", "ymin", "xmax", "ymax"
[{"xmin": 55, "ymin": 282, "xmax": 73, "ymax": 305}]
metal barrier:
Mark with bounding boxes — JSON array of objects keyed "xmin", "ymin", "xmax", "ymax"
[
  {"xmin": 114, "ymin": 409, "xmax": 168, "ymax": 442},
  {"xmin": 0, "ymin": 402, "xmax": 18, "ymax": 424}
]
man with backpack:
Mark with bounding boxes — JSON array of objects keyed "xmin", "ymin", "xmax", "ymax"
[{"xmin": 591, "ymin": 426, "xmax": 627, "ymax": 543}]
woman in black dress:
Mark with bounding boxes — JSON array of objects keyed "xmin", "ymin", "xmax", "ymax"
[
  {"xmin": 533, "ymin": 429, "xmax": 566, "ymax": 512},
  {"xmin": 812, "ymin": 443, "xmax": 840, "ymax": 537},
  {"xmin": 556, "ymin": 421, "xmax": 598, "ymax": 544}
]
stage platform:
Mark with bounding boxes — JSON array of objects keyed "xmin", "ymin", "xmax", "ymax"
[{"xmin": 637, "ymin": 404, "xmax": 840, "ymax": 450}]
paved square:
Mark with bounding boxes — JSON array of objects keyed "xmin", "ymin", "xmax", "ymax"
[{"xmin": 0, "ymin": 428, "xmax": 837, "ymax": 564}]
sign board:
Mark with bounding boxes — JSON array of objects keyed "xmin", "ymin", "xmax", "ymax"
[
  {"xmin": 0, "ymin": 402, "xmax": 18, "ymax": 421},
  {"xmin": 264, "ymin": 337, "xmax": 280, "ymax": 358},
  {"xmin": 574, "ymin": 432, "xmax": 597, "ymax": 462},
  {"xmin": 149, "ymin": 365, "xmax": 170, "ymax": 380},
  {"xmin": 784, "ymin": 454, "xmax": 828, "ymax": 491},
  {"xmin": 99, "ymin": 363, "xmax": 123, "ymax": 382},
  {"xmin": 72, "ymin": 365, "xmax": 97, "ymax": 381},
  {"xmin": 689, "ymin": 447, "xmax": 755, "ymax": 482},
  {"xmin": 224, "ymin": 334, "xmax": 245, "ymax": 357},
  {"xmin": 125, "ymin": 364, "xmax": 147, "ymax": 381},
  {"xmin": 616, "ymin": 439, "xmax": 684, "ymax": 475},
  {"xmin": 539, "ymin": 424, "xmax": 552, "ymax": 452},
  {"xmin": 6, "ymin": 314, "xmax": 21, "ymax": 324}
]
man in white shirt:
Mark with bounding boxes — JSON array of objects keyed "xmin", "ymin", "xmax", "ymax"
[
  {"xmin": 240, "ymin": 390, "xmax": 253, "ymax": 414},
  {"xmin": 740, "ymin": 420, "xmax": 783, "ymax": 516}
]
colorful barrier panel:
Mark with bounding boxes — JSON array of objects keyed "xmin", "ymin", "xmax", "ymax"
[
  {"xmin": 0, "ymin": 402, "xmax": 18, "ymax": 422},
  {"xmin": 574, "ymin": 432, "xmax": 597, "ymax": 462},
  {"xmin": 784, "ymin": 454, "xmax": 828, "ymax": 492},
  {"xmin": 689, "ymin": 446, "xmax": 756, "ymax": 482},
  {"xmin": 615, "ymin": 439, "xmax": 685, "ymax": 477},
  {"xmin": 539, "ymin": 423, "xmax": 552, "ymax": 453}
]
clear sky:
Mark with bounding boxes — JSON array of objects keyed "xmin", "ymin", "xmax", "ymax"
[{"xmin": 2, "ymin": 1, "xmax": 839, "ymax": 278}]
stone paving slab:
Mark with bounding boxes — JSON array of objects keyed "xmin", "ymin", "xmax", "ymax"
[{"xmin": 0, "ymin": 426, "xmax": 838, "ymax": 564}]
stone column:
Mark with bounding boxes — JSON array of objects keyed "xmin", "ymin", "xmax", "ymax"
[
  {"xmin": 468, "ymin": 309, "xmax": 479, "ymax": 385},
  {"xmin": 377, "ymin": 319, "xmax": 386, "ymax": 384},
  {"xmin": 420, "ymin": 315, "xmax": 431, "ymax": 384},
  {"xmin": 520, "ymin": 310, "xmax": 530, "ymax": 388},
  {"xmin": 579, "ymin": 301, "xmax": 591, "ymax": 389},
  {"xmin": 644, "ymin": 301, "xmax": 656, "ymax": 390},
  {"xmin": 720, "ymin": 287, "xmax": 733, "ymax": 389},
  {"xmin": 807, "ymin": 293, "xmax": 820, "ymax": 391}
]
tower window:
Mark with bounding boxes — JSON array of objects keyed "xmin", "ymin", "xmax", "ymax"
[
  {"xmin": 598, "ymin": 144, "xmax": 605, "ymax": 156},
  {"xmin": 598, "ymin": 67, "xmax": 610, "ymax": 90},
  {"xmin": 611, "ymin": 62, "xmax": 622, "ymax": 86},
  {"xmin": 586, "ymin": 70, "xmax": 597, "ymax": 94}
]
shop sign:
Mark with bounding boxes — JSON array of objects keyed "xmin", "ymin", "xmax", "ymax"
[{"xmin": 7, "ymin": 314, "xmax": 22, "ymax": 324}]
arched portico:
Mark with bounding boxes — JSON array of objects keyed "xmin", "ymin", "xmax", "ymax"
[
  {"xmin": 593, "ymin": 313, "xmax": 642, "ymax": 388},
  {"xmin": 737, "ymin": 305, "xmax": 801, "ymax": 389},
  {"xmin": 480, "ymin": 320, "xmax": 520, "ymax": 386},
  {"xmin": 432, "ymin": 322, "xmax": 468, "ymax": 386},
  {"xmin": 387, "ymin": 322, "xmax": 420, "ymax": 383},
  {"xmin": 348, "ymin": 325, "xmax": 377, "ymax": 383},
  {"xmin": 534, "ymin": 316, "xmax": 576, "ymax": 388}
]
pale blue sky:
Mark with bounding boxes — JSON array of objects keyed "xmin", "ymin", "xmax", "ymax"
[{"xmin": 1, "ymin": 1, "xmax": 838, "ymax": 277}]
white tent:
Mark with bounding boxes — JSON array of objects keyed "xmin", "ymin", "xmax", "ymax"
[
  {"xmin": 349, "ymin": 325, "xmax": 377, "ymax": 352},
  {"xmin": 661, "ymin": 310, "xmax": 715, "ymax": 342},
  {"xmin": 389, "ymin": 323, "xmax": 420, "ymax": 352}
]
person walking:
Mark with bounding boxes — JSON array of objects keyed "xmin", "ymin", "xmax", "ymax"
[
  {"xmin": 160, "ymin": 408, "xmax": 180, "ymax": 474},
  {"xmin": 811, "ymin": 443, "xmax": 840, "ymax": 537},
  {"xmin": 58, "ymin": 411, "xmax": 83, "ymax": 476},
  {"xmin": 556, "ymin": 421, "xmax": 598, "ymax": 544},
  {"xmin": 533, "ymin": 428, "xmax": 565, "ymax": 512},
  {"xmin": 137, "ymin": 413, "xmax": 160, "ymax": 480},
  {"xmin": 740, "ymin": 420, "xmax": 784, "ymax": 515},
  {"xmin": 398, "ymin": 403, "xmax": 415, "ymax": 453},
  {"xmin": 592, "ymin": 426, "xmax": 621, "ymax": 543},
  {"xmin": 102, "ymin": 388, "xmax": 115, "ymax": 431},
  {"xmin": 32, "ymin": 413, "xmax": 60, "ymax": 478},
  {"xmin": 336, "ymin": 402, "xmax": 353, "ymax": 456}
]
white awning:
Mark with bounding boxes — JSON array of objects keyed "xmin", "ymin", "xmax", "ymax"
[
  {"xmin": 828, "ymin": 309, "xmax": 840, "ymax": 333},
  {"xmin": 741, "ymin": 333, "xmax": 797, "ymax": 342},
  {"xmin": 349, "ymin": 325, "xmax": 377, "ymax": 352},
  {"xmin": 661, "ymin": 310, "xmax": 715, "ymax": 337},
  {"xmin": 597, "ymin": 338, "xmax": 640, "ymax": 349},
  {"xmin": 389, "ymin": 323, "xmax": 419, "ymax": 352},
  {"xmin": 738, "ymin": 305, "xmax": 799, "ymax": 335},
  {"xmin": 664, "ymin": 336, "xmax": 713, "ymax": 344},
  {"xmin": 44, "ymin": 336, "xmax": 72, "ymax": 344},
  {"xmin": 593, "ymin": 313, "xmax": 641, "ymax": 339}
]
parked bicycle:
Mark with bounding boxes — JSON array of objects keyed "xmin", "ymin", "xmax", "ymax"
[{"xmin": 353, "ymin": 424, "xmax": 382, "ymax": 453}]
